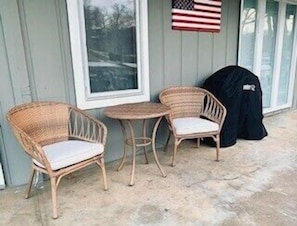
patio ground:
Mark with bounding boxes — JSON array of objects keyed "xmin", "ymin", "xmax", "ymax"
[{"xmin": 1, "ymin": 110, "xmax": 297, "ymax": 226}]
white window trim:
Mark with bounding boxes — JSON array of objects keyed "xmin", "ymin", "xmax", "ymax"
[{"xmin": 66, "ymin": 0, "xmax": 150, "ymax": 109}]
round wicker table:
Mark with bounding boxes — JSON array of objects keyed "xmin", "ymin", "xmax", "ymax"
[{"xmin": 104, "ymin": 102, "xmax": 170, "ymax": 186}]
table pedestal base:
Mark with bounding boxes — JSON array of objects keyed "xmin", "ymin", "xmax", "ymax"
[{"xmin": 117, "ymin": 116, "xmax": 166, "ymax": 186}]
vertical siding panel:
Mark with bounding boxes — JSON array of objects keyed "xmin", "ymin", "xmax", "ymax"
[
  {"xmin": 226, "ymin": 0, "xmax": 240, "ymax": 65},
  {"xmin": 0, "ymin": 0, "xmax": 32, "ymax": 186},
  {"xmin": 163, "ymin": 0, "xmax": 182, "ymax": 87},
  {"xmin": 149, "ymin": 0, "xmax": 164, "ymax": 101},
  {"xmin": 181, "ymin": 32, "xmax": 199, "ymax": 86},
  {"xmin": 213, "ymin": 0, "xmax": 229, "ymax": 72},
  {"xmin": 198, "ymin": 33, "xmax": 214, "ymax": 84},
  {"xmin": 55, "ymin": 0, "xmax": 76, "ymax": 104},
  {"xmin": 23, "ymin": 0, "xmax": 68, "ymax": 101}
]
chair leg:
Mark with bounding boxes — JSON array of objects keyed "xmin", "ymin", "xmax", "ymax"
[
  {"xmin": 50, "ymin": 177, "xmax": 58, "ymax": 219},
  {"xmin": 143, "ymin": 146, "xmax": 149, "ymax": 164},
  {"xmin": 25, "ymin": 168, "xmax": 36, "ymax": 199},
  {"xmin": 171, "ymin": 140, "xmax": 178, "ymax": 167},
  {"xmin": 98, "ymin": 158, "xmax": 108, "ymax": 191},
  {"xmin": 163, "ymin": 132, "xmax": 171, "ymax": 152},
  {"xmin": 215, "ymin": 135, "xmax": 220, "ymax": 162},
  {"xmin": 196, "ymin": 138, "xmax": 200, "ymax": 148}
]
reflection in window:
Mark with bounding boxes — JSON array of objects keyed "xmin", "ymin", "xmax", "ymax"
[
  {"xmin": 239, "ymin": 0, "xmax": 257, "ymax": 71},
  {"xmin": 278, "ymin": 4, "xmax": 296, "ymax": 105},
  {"xmin": 84, "ymin": 0, "xmax": 138, "ymax": 93},
  {"xmin": 260, "ymin": 0, "xmax": 278, "ymax": 108}
]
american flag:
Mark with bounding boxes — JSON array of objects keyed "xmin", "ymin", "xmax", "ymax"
[{"xmin": 172, "ymin": 0, "xmax": 222, "ymax": 32}]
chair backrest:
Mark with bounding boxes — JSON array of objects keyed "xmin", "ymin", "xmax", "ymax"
[
  {"xmin": 159, "ymin": 86, "xmax": 207, "ymax": 119},
  {"xmin": 7, "ymin": 102, "xmax": 70, "ymax": 146}
]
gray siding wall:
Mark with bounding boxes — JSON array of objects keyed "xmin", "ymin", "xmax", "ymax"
[
  {"xmin": 148, "ymin": 0, "xmax": 240, "ymax": 102},
  {"xmin": 20, "ymin": 0, "xmax": 75, "ymax": 103},
  {"xmin": 2, "ymin": 0, "xmax": 285, "ymax": 186},
  {"xmin": 0, "ymin": 0, "xmax": 33, "ymax": 186}
]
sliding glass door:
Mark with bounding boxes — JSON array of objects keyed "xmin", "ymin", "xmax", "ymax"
[{"xmin": 239, "ymin": 0, "xmax": 297, "ymax": 113}]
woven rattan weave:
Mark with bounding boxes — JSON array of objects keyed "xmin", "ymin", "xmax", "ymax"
[
  {"xmin": 6, "ymin": 101, "xmax": 108, "ymax": 219},
  {"xmin": 104, "ymin": 102, "xmax": 170, "ymax": 186},
  {"xmin": 159, "ymin": 86, "xmax": 227, "ymax": 166}
]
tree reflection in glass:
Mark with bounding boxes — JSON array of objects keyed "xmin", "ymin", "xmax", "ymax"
[{"xmin": 83, "ymin": 0, "xmax": 138, "ymax": 93}]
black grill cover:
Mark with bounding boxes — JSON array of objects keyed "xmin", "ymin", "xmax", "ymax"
[{"xmin": 203, "ymin": 65, "xmax": 268, "ymax": 147}]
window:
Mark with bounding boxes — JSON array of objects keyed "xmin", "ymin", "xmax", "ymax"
[
  {"xmin": 238, "ymin": 0, "xmax": 297, "ymax": 113},
  {"xmin": 66, "ymin": 0, "xmax": 149, "ymax": 109}
]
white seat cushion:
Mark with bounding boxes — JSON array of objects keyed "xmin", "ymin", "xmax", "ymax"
[
  {"xmin": 173, "ymin": 117, "xmax": 219, "ymax": 135},
  {"xmin": 33, "ymin": 140, "xmax": 104, "ymax": 170}
]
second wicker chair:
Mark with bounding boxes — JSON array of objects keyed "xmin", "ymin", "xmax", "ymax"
[{"xmin": 159, "ymin": 86, "xmax": 227, "ymax": 166}]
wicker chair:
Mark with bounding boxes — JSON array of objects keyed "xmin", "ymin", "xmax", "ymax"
[
  {"xmin": 159, "ymin": 86, "xmax": 227, "ymax": 166},
  {"xmin": 6, "ymin": 101, "xmax": 108, "ymax": 219}
]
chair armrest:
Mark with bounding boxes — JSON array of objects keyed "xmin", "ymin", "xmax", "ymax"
[
  {"xmin": 201, "ymin": 91, "xmax": 227, "ymax": 131},
  {"xmin": 69, "ymin": 108, "xmax": 108, "ymax": 145},
  {"xmin": 12, "ymin": 127, "xmax": 50, "ymax": 168}
]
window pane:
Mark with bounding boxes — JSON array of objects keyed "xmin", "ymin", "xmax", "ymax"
[
  {"xmin": 84, "ymin": 0, "xmax": 138, "ymax": 93},
  {"xmin": 239, "ymin": 0, "xmax": 257, "ymax": 71},
  {"xmin": 278, "ymin": 4, "xmax": 296, "ymax": 105},
  {"xmin": 260, "ymin": 0, "xmax": 278, "ymax": 108}
]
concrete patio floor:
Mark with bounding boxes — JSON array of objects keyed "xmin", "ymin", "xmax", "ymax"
[{"xmin": 1, "ymin": 110, "xmax": 297, "ymax": 226}]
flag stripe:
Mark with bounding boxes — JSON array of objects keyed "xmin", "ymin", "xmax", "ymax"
[
  {"xmin": 172, "ymin": 15, "xmax": 220, "ymax": 24},
  {"xmin": 194, "ymin": 0, "xmax": 222, "ymax": 7},
  {"xmin": 172, "ymin": 27, "xmax": 220, "ymax": 33},
  {"xmin": 172, "ymin": 22, "xmax": 220, "ymax": 30},
  {"xmin": 194, "ymin": 5, "xmax": 221, "ymax": 13}
]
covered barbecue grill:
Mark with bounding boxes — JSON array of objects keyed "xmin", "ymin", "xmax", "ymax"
[{"xmin": 203, "ymin": 65, "xmax": 268, "ymax": 147}]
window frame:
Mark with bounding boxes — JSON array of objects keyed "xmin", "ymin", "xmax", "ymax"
[{"xmin": 66, "ymin": 0, "xmax": 150, "ymax": 109}]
